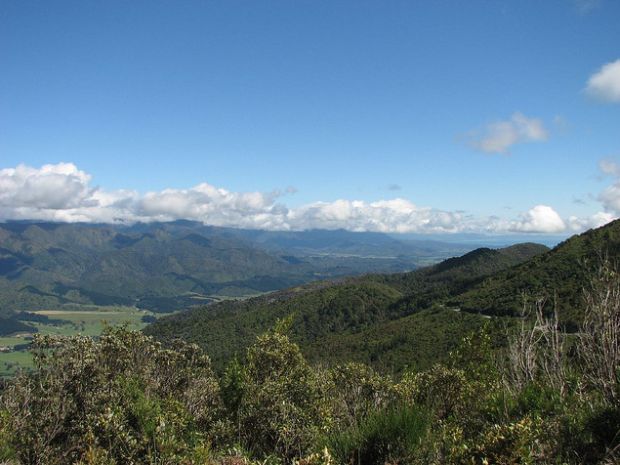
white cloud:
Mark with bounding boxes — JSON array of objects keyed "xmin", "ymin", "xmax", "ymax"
[
  {"xmin": 586, "ymin": 59, "xmax": 620, "ymax": 103},
  {"xmin": 567, "ymin": 211, "xmax": 616, "ymax": 232},
  {"xmin": 597, "ymin": 159, "xmax": 620, "ymax": 217},
  {"xmin": 287, "ymin": 198, "xmax": 467, "ymax": 233},
  {"xmin": 134, "ymin": 184, "xmax": 289, "ymax": 230},
  {"xmin": 0, "ymin": 163, "xmax": 94, "ymax": 210},
  {"xmin": 599, "ymin": 183, "xmax": 620, "ymax": 214},
  {"xmin": 469, "ymin": 113, "xmax": 548, "ymax": 154},
  {"xmin": 509, "ymin": 205, "xmax": 566, "ymax": 233},
  {"xmin": 0, "ymin": 162, "xmax": 614, "ymax": 235}
]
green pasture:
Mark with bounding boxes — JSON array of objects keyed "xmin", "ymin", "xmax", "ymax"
[{"xmin": 0, "ymin": 306, "xmax": 157, "ymax": 377}]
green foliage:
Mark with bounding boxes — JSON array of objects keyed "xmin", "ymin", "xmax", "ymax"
[
  {"xmin": 1, "ymin": 308, "xmax": 620, "ymax": 464},
  {"xmin": 0, "ymin": 409, "xmax": 16, "ymax": 461},
  {"xmin": 326, "ymin": 404, "xmax": 429, "ymax": 465},
  {"xmin": 397, "ymin": 365, "xmax": 471, "ymax": 420},
  {"xmin": 0, "ymin": 221, "xmax": 473, "ymax": 317},
  {"xmin": 238, "ymin": 331, "xmax": 325, "ymax": 459},
  {"xmin": 0, "ymin": 326, "xmax": 223, "ymax": 464},
  {"xmin": 448, "ymin": 323, "xmax": 502, "ymax": 385},
  {"xmin": 221, "ymin": 356, "xmax": 247, "ymax": 418},
  {"xmin": 323, "ymin": 363, "xmax": 395, "ymax": 429},
  {"xmin": 457, "ymin": 218, "xmax": 620, "ymax": 328},
  {"xmin": 7, "ymin": 221, "xmax": 620, "ymax": 463},
  {"xmin": 459, "ymin": 414, "xmax": 551, "ymax": 465}
]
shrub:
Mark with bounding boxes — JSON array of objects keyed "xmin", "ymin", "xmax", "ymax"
[
  {"xmin": 578, "ymin": 262, "xmax": 620, "ymax": 404},
  {"xmin": 397, "ymin": 364, "xmax": 470, "ymax": 420},
  {"xmin": 323, "ymin": 362, "xmax": 395, "ymax": 429},
  {"xmin": 327, "ymin": 403, "xmax": 429, "ymax": 465},
  {"xmin": 238, "ymin": 330, "xmax": 324, "ymax": 460},
  {"xmin": 0, "ymin": 327, "xmax": 222, "ymax": 464}
]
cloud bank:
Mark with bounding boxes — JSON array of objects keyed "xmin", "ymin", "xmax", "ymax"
[
  {"xmin": 598, "ymin": 160, "xmax": 620, "ymax": 215},
  {"xmin": 586, "ymin": 59, "xmax": 620, "ymax": 103},
  {"xmin": 0, "ymin": 163, "xmax": 614, "ymax": 235},
  {"xmin": 469, "ymin": 112, "xmax": 548, "ymax": 154}
]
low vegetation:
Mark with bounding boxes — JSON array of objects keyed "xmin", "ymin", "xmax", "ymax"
[{"xmin": 1, "ymin": 262, "xmax": 619, "ymax": 464}]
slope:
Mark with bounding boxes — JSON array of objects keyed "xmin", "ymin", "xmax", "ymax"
[
  {"xmin": 146, "ymin": 242, "xmax": 547, "ymax": 371},
  {"xmin": 0, "ymin": 221, "xmax": 479, "ymax": 318},
  {"xmin": 455, "ymin": 218, "xmax": 620, "ymax": 329}
]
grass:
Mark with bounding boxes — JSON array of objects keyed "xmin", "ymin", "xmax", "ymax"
[
  {"xmin": 0, "ymin": 306, "xmax": 158, "ymax": 377},
  {"xmin": 327, "ymin": 404, "xmax": 430, "ymax": 465}
]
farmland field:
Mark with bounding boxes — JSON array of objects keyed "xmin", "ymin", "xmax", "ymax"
[{"xmin": 0, "ymin": 306, "xmax": 158, "ymax": 377}]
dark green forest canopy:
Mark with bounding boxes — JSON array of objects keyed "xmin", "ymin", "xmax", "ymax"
[{"xmin": 455, "ymin": 218, "xmax": 620, "ymax": 328}]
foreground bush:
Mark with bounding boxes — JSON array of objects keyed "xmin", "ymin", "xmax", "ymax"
[
  {"xmin": 2, "ymin": 263, "xmax": 620, "ymax": 464},
  {"xmin": 236, "ymin": 330, "xmax": 325, "ymax": 459},
  {"xmin": 326, "ymin": 404, "xmax": 429, "ymax": 465},
  {"xmin": 0, "ymin": 327, "xmax": 222, "ymax": 464}
]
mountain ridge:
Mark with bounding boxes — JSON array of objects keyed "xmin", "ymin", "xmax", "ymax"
[
  {"xmin": 0, "ymin": 221, "xmax": 478, "ymax": 317},
  {"xmin": 146, "ymin": 241, "xmax": 549, "ymax": 371}
]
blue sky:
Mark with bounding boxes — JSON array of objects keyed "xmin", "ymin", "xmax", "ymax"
[{"xmin": 1, "ymin": 0, "xmax": 619, "ymax": 234}]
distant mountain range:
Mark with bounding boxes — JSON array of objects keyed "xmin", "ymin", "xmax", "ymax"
[
  {"xmin": 147, "ymin": 219, "xmax": 620, "ymax": 373},
  {"xmin": 0, "ymin": 220, "xmax": 476, "ymax": 318}
]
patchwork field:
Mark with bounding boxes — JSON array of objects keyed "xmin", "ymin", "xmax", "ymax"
[{"xmin": 0, "ymin": 306, "xmax": 158, "ymax": 377}]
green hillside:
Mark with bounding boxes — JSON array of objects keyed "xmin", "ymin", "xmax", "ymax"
[
  {"xmin": 146, "ymin": 242, "xmax": 547, "ymax": 371},
  {"xmin": 455, "ymin": 219, "xmax": 620, "ymax": 329},
  {"xmin": 0, "ymin": 222, "xmax": 303, "ymax": 316},
  {"xmin": 148, "ymin": 220, "xmax": 620, "ymax": 372},
  {"xmin": 0, "ymin": 221, "xmax": 480, "ymax": 319}
]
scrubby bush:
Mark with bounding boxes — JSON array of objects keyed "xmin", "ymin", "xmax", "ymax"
[
  {"xmin": 3, "ymin": 262, "xmax": 620, "ymax": 464},
  {"xmin": 579, "ymin": 262, "xmax": 620, "ymax": 404},
  {"xmin": 458, "ymin": 415, "xmax": 552, "ymax": 465},
  {"xmin": 237, "ymin": 329, "xmax": 325, "ymax": 460},
  {"xmin": 327, "ymin": 404, "xmax": 429, "ymax": 465},
  {"xmin": 397, "ymin": 364, "xmax": 469, "ymax": 420},
  {"xmin": 0, "ymin": 326, "xmax": 222, "ymax": 464},
  {"xmin": 322, "ymin": 362, "xmax": 395, "ymax": 429}
]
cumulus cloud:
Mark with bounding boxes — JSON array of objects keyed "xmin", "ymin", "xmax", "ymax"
[
  {"xmin": 567, "ymin": 211, "xmax": 616, "ymax": 232},
  {"xmin": 509, "ymin": 205, "xmax": 566, "ymax": 233},
  {"xmin": 0, "ymin": 162, "xmax": 614, "ymax": 235},
  {"xmin": 286, "ymin": 198, "xmax": 469, "ymax": 233},
  {"xmin": 596, "ymin": 159, "xmax": 620, "ymax": 217},
  {"xmin": 469, "ymin": 113, "xmax": 548, "ymax": 154},
  {"xmin": 0, "ymin": 163, "xmax": 94, "ymax": 210},
  {"xmin": 586, "ymin": 59, "xmax": 620, "ymax": 103},
  {"xmin": 134, "ymin": 184, "xmax": 289, "ymax": 230}
]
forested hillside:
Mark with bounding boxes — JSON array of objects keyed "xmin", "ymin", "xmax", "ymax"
[
  {"xmin": 4, "ymin": 223, "xmax": 620, "ymax": 464},
  {"xmin": 0, "ymin": 221, "xmax": 474, "ymax": 318},
  {"xmin": 146, "ymin": 242, "xmax": 548, "ymax": 371},
  {"xmin": 455, "ymin": 218, "xmax": 620, "ymax": 328},
  {"xmin": 148, "ymin": 220, "xmax": 620, "ymax": 372}
]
